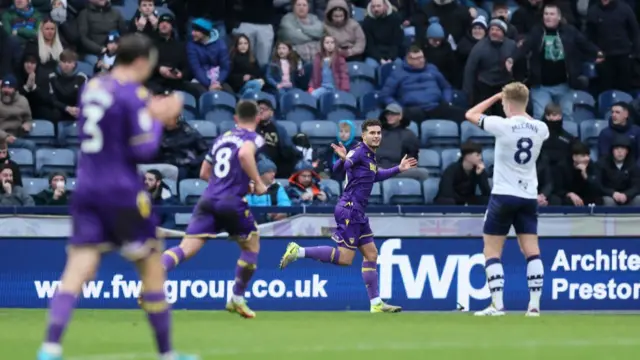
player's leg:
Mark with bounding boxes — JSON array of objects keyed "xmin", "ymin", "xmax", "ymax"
[
  {"xmin": 162, "ymin": 201, "xmax": 215, "ymax": 271},
  {"xmin": 359, "ymin": 234, "xmax": 401, "ymax": 313},
  {"xmin": 515, "ymin": 199, "xmax": 543, "ymax": 316}
]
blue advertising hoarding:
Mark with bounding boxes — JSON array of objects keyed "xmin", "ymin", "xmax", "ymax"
[{"xmin": 1, "ymin": 237, "xmax": 639, "ymax": 311}]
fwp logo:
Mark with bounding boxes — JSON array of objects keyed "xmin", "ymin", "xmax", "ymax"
[{"xmin": 378, "ymin": 239, "xmax": 490, "ymax": 310}]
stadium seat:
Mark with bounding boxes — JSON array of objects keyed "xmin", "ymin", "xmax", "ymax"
[
  {"xmin": 451, "ymin": 90, "xmax": 468, "ymax": 108},
  {"xmin": 8, "ymin": 148, "xmax": 34, "ymax": 176},
  {"xmin": 28, "ymin": 119, "xmax": 56, "ymax": 145},
  {"xmin": 418, "ymin": 149, "xmax": 441, "ymax": 177},
  {"xmin": 423, "ymin": 178, "xmax": 440, "ymax": 204},
  {"xmin": 369, "ymin": 182, "xmax": 383, "ymax": 204},
  {"xmin": 218, "ymin": 120, "xmax": 236, "ymax": 134},
  {"xmin": 276, "ymin": 178, "xmax": 289, "ymax": 189},
  {"xmin": 278, "ymin": 120, "xmax": 299, "ymax": 137},
  {"xmin": 179, "ymin": 91, "xmax": 198, "ymax": 120},
  {"xmin": 35, "ymin": 148, "xmax": 76, "ymax": 176},
  {"xmin": 482, "ymin": 148, "xmax": 495, "ymax": 176},
  {"xmin": 300, "ymin": 121, "xmax": 338, "ymax": 146},
  {"xmin": 579, "ymin": 120, "xmax": 607, "ymax": 146},
  {"xmin": 21, "ymin": 177, "xmax": 48, "ymax": 195},
  {"xmin": 440, "ymin": 149, "xmax": 460, "ymax": 171},
  {"xmin": 175, "ymin": 213, "xmax": 191, "ymax": 228},
  {"xmin": 407, "ymin": 121, "xmax": 419, "ymax": 138},
  {"xmin": 186, "ymin": 120, "xmax": 217, "ymax": 142},
  {"xmin": 281, "ymin": 91, "xmax": 317, "ymax": 123},
  {"xmin": 352, "ymin": 6, "xmax": 366, "ymax": 22},
  {"xmin": 76, "ymin": 61, "xmax": 94, "ymax": 77},
  {"xmin": 199, "ymin": 91, "xmax": 236, "ymax": 121},
  {"xmin": 420, "ymin": 120, "xmax": 459, "ymax": 148},
  {"xmin": 359, "ymin": 92, "xmax": 381, "ymax": 119},
  {"xmin": 179, "ymin": 179, "xmax": 207, "ymax": 205},
  {"xmin": 378, "ymin": 62, "xmax": 399, "ymax": 88},
  {"xmin": 58, "ymin": 121, "xmax": 79, "ymax": 145},
  {"xmin": 347, "ymin": 62, "xmax": 376, "ymax": 98},
  {"xmin": 164, "ymin": 179, "xmax": 177, "ymax": 195},
  {"xmin": 563, "ymin": 121, "xmax": 579, "ymax": 138},
  {"xmin": 597, "ymin": 90, "xmax": 633, "ymax": 117},
  {"xmin": 352, "ymin": 120, "xmax": 364, "ymax": 137},
  {"xmin": 461, "ymin": 121, "xmax": 494, "ymax": 146},
  {"xmin": 573, "ymin": 107, "xmax": 596, "ymax": 123},
  {"xmin": 242, "ymin": 91, "xmax": 277, "ymax": 110},
  {"xmin": 138, "ymin": 164, "xmax": 180, "ymax": 182},
  {"xmin": 590, "ymin": 147, "xmax": 598, "ymax": 162},
  {"xmin": 382, "ymin": 178, "xmax": 423, "ymax": 205},
  {"xmin": 571, "ymin": 90, "xmax": 596, "ymax": 108},
  {"xmin": 320, "ymin": 179, "xmax": 341, "ymax": 196},
  {"xmin": 66, "ymin": 177, "xmax": 77, "ymax": 191},
  {"xmin": 320, "ymin": 91, "xmax": 358, "ymax": 121}
]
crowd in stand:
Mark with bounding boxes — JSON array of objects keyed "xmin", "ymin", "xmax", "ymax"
[{"xmin": 1, "ymin": 0, "xmax": 640, "ymax": 216}]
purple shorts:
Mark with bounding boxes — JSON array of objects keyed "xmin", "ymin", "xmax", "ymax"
[
  {"xmin": 69, "ymin": 191, "xmax": 158, "ymax": 252},
  {"xmin": 185, "ymin": 197, "xmax": 258, "ymax": 240},
  {"xmin": 331, "ymin": 204, "xmax": 374, "ymax": 249}
]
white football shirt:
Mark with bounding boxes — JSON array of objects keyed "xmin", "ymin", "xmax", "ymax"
[{"xmin": 479, "ymin": 114, "xmax": 549, "ymax": 199}]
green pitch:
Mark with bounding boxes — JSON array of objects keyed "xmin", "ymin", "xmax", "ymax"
[{"xmin": 2, "ymin": 309, "xmax": 639, "ymax": 359}]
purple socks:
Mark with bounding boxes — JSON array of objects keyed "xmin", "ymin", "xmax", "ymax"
[
  {"xmin": 304, "ymin": 246, "xmax": 341, "ymax": 264},
  {"xmin": 45, "ymin": 291, "xmax": 77, "ymax": 344},
  {"xmin": 362, "ymin": 261, "xmax": 380, "ymax": 300},
  {"xmin": 162, "ymin": 247, "xmax": 185, "ymax": 271},
  {"xmin": 140, "ymin": 291, "xmax": 172, "ymax": 355},
  {"xmin": 232, "ymin": 250, "xmax": 258, "ymax": 296}
]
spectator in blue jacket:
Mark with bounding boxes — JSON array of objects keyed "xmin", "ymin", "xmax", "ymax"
[
  {"xmin": 246, "ymin": 158, "xmax": 293, "ymax": 223},
  {"xmin": 379, "ymin": 45, "xmax": 466, "ymax": 124},
  {"xmin": 186, "ymin": 18, "xmax": 231, "ymax": 92},
  {"xmin": 598, "ymin": 102, "xmax": 640, "ymax": 165}
]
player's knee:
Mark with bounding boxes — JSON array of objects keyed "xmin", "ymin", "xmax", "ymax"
[
  {"xmin": 518, "ymin": 234, "xmax": 540, "ymax": 258},
  {"xmin": 239, "ymin": 232, "xmax": 260, "ymax": 253},
  {"xmin": 179, "ymin": 237, "xmax": 206, "ymax": 258},
  {"xmin": 482, "ymin": 235, "xmax": 505, "ymax": 259},
  {"xmin": 336, "ymin": 247, "xmax": 355, "ymax": 266}
]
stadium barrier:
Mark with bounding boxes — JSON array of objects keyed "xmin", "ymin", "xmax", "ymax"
[{"xmin": 1, "ymin": 237, "xmax": 638, "ymax": 311}]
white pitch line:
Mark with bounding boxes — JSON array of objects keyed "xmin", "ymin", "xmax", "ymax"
[{"xmin": 67, "ymin": 338, "xmax": 640, "ymax": 360}]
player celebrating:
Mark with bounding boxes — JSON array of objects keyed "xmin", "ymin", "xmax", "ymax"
[
  {"xmin": 464, "ymin": 83, "xmax": 549, "ymax": 317},
  {"xmin": 37, "ymin": 34, "xmax": 197, "ymax": 360},
  {"xmin": 279, "ymin": 119, "xmax": 417, "ymax": 312},
  {"xmin": 158, "ymin": 101, "xmax": 267, "ymax": 319}
]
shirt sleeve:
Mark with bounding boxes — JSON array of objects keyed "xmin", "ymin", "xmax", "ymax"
[
  {"xmin": 479, "ymin": 115, "xmax": 509, "ymax": 137},
  {"xmin": 127, "ymin": 87, "xmax": 163, "ymax": 162}
]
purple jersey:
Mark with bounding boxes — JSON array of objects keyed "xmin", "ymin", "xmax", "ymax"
[{"xmin": 204, "ymin": 127, "xmax": 264, "ymax": 200}]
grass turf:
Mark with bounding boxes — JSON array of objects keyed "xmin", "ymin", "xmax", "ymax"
[{"xmin": 2, "ymin": 309, "xmax": 638, "ymax": 359}]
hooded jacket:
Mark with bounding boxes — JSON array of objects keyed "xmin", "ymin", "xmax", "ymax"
[
  {"xmin": 414, "ymin": 0, "xmax": 471, "ymax": 46},
  {"xmin": 324, "ymin": 0, "xmax": 366, "ymax": 58},
  {"xmin": 598, "ymin": 137, "xmax": 640, "ymax": 198},
  {"xmin": 463, "ymin": 36, "xmax": 517, "ymax": 96},
  {"xmin": 322, "ymin": 119, "xmax": 360, "ymax": 181},
  {"xmin": 380, "ymin": 59, "xmax": 452, "ymax": 111},
  {"xmin": 597, "ymin": 115, "xmax": 640, "ymax": 165},
  {"xmin": 541, "ymin": 118, "xmax": 577, "ymax": 167},
  {"xmin": 361, "ymin": 0, "xmax": 403, "ymax": 61},
  {"xmin": 187, "ymin": 35, "xmax": 231, "ymax": 87},
  {"xmin": 286, "ymin": 162, "xmax": 335, "ymax": 206},
  {"xmin": 77, "ymin": 2, "xmax": 128, "ymax": 55},
  {"xmin": 377, "ymin": 111, "xmax": 419, "ymax": 169}
]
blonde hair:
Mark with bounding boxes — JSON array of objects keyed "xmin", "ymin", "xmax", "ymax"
[
  {"xmin": 38, "ymin": 20, "xmax": 64, "ymax": 65},
  {"xmin": 501, "ymin": 82, "xmax": 529, "ymax": 108}
]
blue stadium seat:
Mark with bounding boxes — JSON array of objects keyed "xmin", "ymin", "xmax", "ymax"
[
  {"xmin": 382, "ymin": 178, "xmax": 423, "ymax": 205},
  {"xmin": 452, "ymin": 90, "xmax": 468, "ymax": 108},
  {"xmin": 76, "ymin": 61, "xmax": 94, "ymax": 77},
  {"xmin": 482, "ymin": 148, "xmax": 495, "ymax": 176},
  {"xmin": 597, "ymin": 90, "xmax": 633, "ymax": 117},
  {"xmin": 242, "ymin": 91, "xmax": 277, "ymax": 111},
  {"xmin": 571, "ymin": 90, "xmax": 595, "ymax": 108},
  {"xmin": 320, "ymin": 179, "xmax": 341, "ymax": 196},
  {"xmin": 352, "ymin": 120, "xmax": 364, "ymax": 137},
  {"xmin": 352, "ymin": 6, "xmax": 366, "ymax": 22},
  {"xmin": 278, "ymin": 120, "xmax": 299, "ymax": 137},
  {"xmin": 420, "ymin": 120, "xmax": 459, "ymax": 147},
  {"xmin": 590, "ymin": 147, "xmax": 598, "ymax": 162},
  {"xmin": 461, "ymin": 121, "xmax": 494, "ymax": 146},
  {"xmin": 179, "ymin": 179, "xmax": 207, "ymax": 205},
  {"xmin": 347, "ymin": 62, "xmax": 376, "ymax": 98},
  {"xmin": 359, "ymin": 92, "xmax": 381, "ymax": 119},
  {"xmin": 138, "ymin": 164, "xmax": 179, "ymax": 182},
  {"xmin": 276, "ymin": 178, "xmax": 289, "ymax": 189},
  {"xmin": 164, "ymin": 179, "xmax": 177, "ymax": 195},
  {"xmin": 22, "ymin": 177, "xmax": 48, "ymax": 195},
  {"xmin": 58, "ymin": 121, "xmax": 79, "ymax": 145},
  {"xmin": 281, "ymin": 91, "xmax": 317, "ymax": 123},
  {"xmin": 440, "ymin": 149, "xmax": 460, "ymax": 171},
  {"xmin": 370, "ymin": 182, "xmax": 383, "ymax": 204},
  {"xmin": 199, "ymin": 91, "xmax": 236, "ymax": 121},
  {"xmin": 407, "ymin": 121, "xmax": 419, "ymax": 138},
  {"xmin": 36, "ymin": 148, "xmax": 76, "ymax": 176},
  {"xmin": 579, "ymin": 120, "xmax": 607, "ymax": 146},
  {"xmin": 573, "ymin": 107, "xmax": 596, "ymax": 123},
  {"xmin": 423, "ymin": 178, "xmax": 440, "ymax": 204},
  {"xmin": 300, "ymin": 121, "xmax": 338, "ymax": 146},
  {"xmin": 418, "ymin": 149, "xmax": 441, "ymax": 177},
  {"xmin": 279, "ymin": 88, "xmax": 306, "ymax": 114},
  {"xmin": 563, "ymin": 121, "xmax": 579, "ymax": 138},
  {"xmin": 320, "ymin": 91, "xmax": 358, "ymax": 121},
  {"xmin": 179, "ymin": 91, "xmax": 198, "ymax": 119},
  {"xmin": 186, "ymin": 120, "xmax": 217, "ymax": 141},
  {"xmin": 9, "ymin": 148, "xmax": 34, "ymax": 176},
  {"xmin": 174, "ymin": 213, "xmax": 191, "ymax": 228},
  {"xmin": 378, "ymin": 62, "xmax": 399, "ymax": 88},
  {"xmin": 66, "ymin": 177, "xmax": 77, "ymax": 191},
  {"xmin": 218, "ymin": 121, "xmax": 236, "ymax": 134},
  {"xmin": 29, "ymin": 119, "xmax": 56, "ymax": 145}
]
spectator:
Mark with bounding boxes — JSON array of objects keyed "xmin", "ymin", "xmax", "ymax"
[
  {"xmin": 388, "ymin": 0, "xmax": 417, "ymax": 32},
  {"xmin": 434, "ymin": 141, "xmax": 491, "ymax": 205},
  {"xmin": 231, "ymin": 0, "xmax": 276, "ymax": 66},
  {"xmin": 0, "ymin": 30, "xmax": 12, "ymax": 79},
  {"xmin": 129, "ymin": 0, "xmax": 159, "ymax": 37},
  {"xmin": 33, "ymin": 171, "xmax": 72, "ymax": 205},
  {"xmin": 0, "ymin": 75, "xmax": 35, "ymax": 152},
  {"xmin": 246, "ymin": 158, "xmax": 293, "ymax": 223},
  {"xmin": 278, "ymin": 0, "xmax": 324, "ymax": 63},
  {"xmin": 149, "ymin": 13, "xmax": 205, "ymax": 98},
  {"xmin": 380, "ymin": 46, "xmax": 466, "ymax": 124},
  {"xmin": 266, "ymin": 41, "xmax": 304, "ymax": 95},
  {"xmin": 556, "ymin": 141, "xmax": 603, "ymax": 206},
  {"xmin": 456, "ymin": 16, "xmax": 487, "ymax": 69},
  {"xmin": 50, "ymin": 0, "xmax": 79, "ymax": 47},
  {"xmin": 362, "ymin": 0, "xmax": 403, "ymax": 68},
  {"xmin": 463, "ymin": 18, "xmax": 516, "ymax": 117},
  {"xmin": 2, "ymin": 0, "xmax": 43, "ymax": 45},
  {"xmin": 587, "ymin": 0, "xmax": 640, "ymax": 92},
  {"xmin": 77, "ymin": 0, "xmax": 127, "ymax": 65},
  {"xmin": 414, "ymin": 0, "xmax": 472, "ymax": 46},
  {"xmin": 49, "ymin": 49, "xmax": 88, "ymax": 122},
  {"xmin": 491, "ymin": 3, "xmax": 518, "ymax": 40},
  {"xmin": 324, "ymin": 0, "xmax": 366, "ymax": 62},
  {"xmin": 274, "ymin": 0, "xmax": 327, "ymax": 19},
  {"xmin": 256, "ymin": 99, "xmax": 301, "ymax": 178},
  {"xmin": 319, "ymin": 119, "xmax": 359, "ymax": 181},
  {"xmin": 28, "ymin": 18, "xmax": 64, "ymax": 74},
  {"xmin": 227, "ymin": 34, "xmax": 266, "ymax": 96},
  {"xmin": 286, "ymin": 162, "xmax": 335, "ymax": 206},
  {"xmin": 187, "ymin": 18, "xmax": 231, "ymax": 92},
  {"xmin": 377, "ymin": 104, "xmax": 429, "ymax": 181},
  {"xmin": 18, "ymin": 53, "xmax": 56, "ymax": 121},
  {"xmin": 158, "ymin": 115, "xmax": 209, "ymax": 180},
  {"xmin": 95, "ymin": 31, "xmax": 118, "ymax": 74},
  {"xmin": 514, "ymin": 4, "xmax": 601, "ymax": 123},
  {"xmin": 0, "ymin": 141, "xmax": 22, "ymax": 187},
  {"xmin": 144, "ymin": 169, "xmax": 178, "ymax": 228},
  {"xmin": 600, "ymin": 136, "xmax": 640, "ymax": 206},
  {"xmin": 423, "ymin": 17, "xmax": 457, "ymax": 86},
  {"xmin": 536, "ymin": 155, "xmax": 559, "ymax": 206},
  {"xmin": 510, "ymin": 0, "xmax": 543, "ymax": 38},
  {"xmin": 0, "ymin": 164, "xmax": 34, "ymax": 206},
  {"xmin": 540, "ymin": 103, "xmax": 576, "ymax": 169},
  {"xmin": 308, "ymin": 35, "xmax": 350, "ymax": 98},
  {"xmin": 292, "ymin": 132, "xmax": 315, "ymax": 166},
  {"xmin": 597, "ymin": 102, "xmax": 640, "ymax": 164}
]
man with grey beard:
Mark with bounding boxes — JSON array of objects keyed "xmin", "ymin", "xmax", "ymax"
[{"xmin": 0, "ymin": 75, "xmax": 36, "ymax": 152}]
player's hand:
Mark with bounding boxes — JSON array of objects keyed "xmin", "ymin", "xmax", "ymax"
[
  {"xmin": 149, "ymin": 93, "xmax": 183, "ymax": 125},
  {"xmin": 613, "ymin": 192, "xmax": 627, "ymax": 204},
  {"xmin": 475, "ymin": 162, "xmax": 485, "ymax": 175},
  {"xmin": 331, "ymin": 143, "xmax": 347, "ymax": 160},
  {"xmin": 253, "ymin": 182, "xmax": 268, "ymax": 195},
  {"xmin": 399, "ymin": 155, "xmax": 418, "ymax": 172},
  {"xmin": 537, "ymin": 194, "xmax": 548, "ymax": 206},
  {"xmin": 567, "ymin": 192, "xmax": 584, "ymax": 206}
]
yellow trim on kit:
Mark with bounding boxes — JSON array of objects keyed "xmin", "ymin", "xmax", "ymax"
[
  {"xmin": 333, "ymin": 238, "xmax": 356, "ymax": 249},
  {"xmin": 142, "ymin": 300, "xmax": 169, "ymax": 313},
  {"xmin": 330, "ymin": 248, "xmax": 336, "ymax": 262},
  {"xmin": 186, "ymin": 233, "xmax": 217, "ymax": 239},
  {"xmin": 359, "ymin": 233, "xmax": 374, "ymax": 239},
  {"xmin": 165, "ymin": 250, "xmax": 180, "ymax": 265},
  {"xmin": 237, "ymin": 260, "xmax": 257, "ymax": 269}
]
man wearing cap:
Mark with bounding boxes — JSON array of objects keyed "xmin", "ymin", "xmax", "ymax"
[
  {"xmin": 463, "ymin": 17, "xmax": 516, "ymax": 117},
  {"xmin": 187, "ymin": 17, "xmax": 231, "ymax": 92},
  {"xmin": 0, "ymin": 74, "xmax": 36, "ymax": 152},
  {"xmin": 257, "ymin": 98, "xmax": 301, "ymax": 178}
]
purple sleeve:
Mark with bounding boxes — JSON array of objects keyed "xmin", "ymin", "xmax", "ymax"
[
  {"xmin": 375, "ymin": 166, "xmax": 400, "ymax": 182},
  {"xmin": 128, "ymin": 101, "xmax": 163, "ymax": 162}
]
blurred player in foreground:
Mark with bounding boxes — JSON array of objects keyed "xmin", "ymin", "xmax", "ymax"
[
  {"xmin": 465, "ymin": 82, "xmax": 549, "ymax": 317},
  {"xmin": 279, "ymin": 119, "xmax": 417, "ymax": 312},
  {"xmin": 37, "ymin": 34, "xmax": 198, "ymax": 360},
  {"xmin": 157, "ymin": 101, "xmax": 266, "ymax": 319}
]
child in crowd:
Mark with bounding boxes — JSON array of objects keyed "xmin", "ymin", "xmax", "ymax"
[
  {"xmin": 308, "ymin": 35, "xmax": 349, "ymax": 98},
  {"xmin": 227, "ymin": 34, "xmax": 265, "ymax": 95},
  {"xmin": 95, "ymin": 31, "xmax": 119, "ymax": 74},
  {"xmin": 266, "ymin": 41, "xmax": 303, "ymax": 94}
]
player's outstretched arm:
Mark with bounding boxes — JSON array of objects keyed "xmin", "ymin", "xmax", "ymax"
[
  {"xmin": 374, "ymin": 155, "xmax": 417, "ymax": 182},
  {"xmin": 331, "ymin": 143, "xmax": 353, "ymax": 173},
  {"xmin": 465, "ymin": 93, "xmax": 502, "ymax": 126}
]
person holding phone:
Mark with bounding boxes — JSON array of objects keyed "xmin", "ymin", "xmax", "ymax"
[{"xmin": 33, "ymin": 172, "xmax": 72, "ymax": 206}]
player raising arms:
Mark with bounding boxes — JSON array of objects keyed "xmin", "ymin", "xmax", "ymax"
[
  {"xmin": 37, "ymin": 34, "xmax": 198, "ymax": 360},
  {"xmin": 279, "ymin": 119, "xmax": 417, "ymax": 312},
  {"xmin": 465, "ymin": 83, "xmax": 549, "ymax": 317},
  {"xmin": 157, "ymin": 101, "xmax": 267, "ymax": 319}
]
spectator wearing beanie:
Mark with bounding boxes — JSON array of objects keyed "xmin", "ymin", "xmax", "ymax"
[
  {"xmin": 457, "ymin": 16, "xmax": 487, "ymax": 66},
  {"xmin": 246, "ymin": 158, "xmax": 293, "ymax": 223},
  {"xmin": 423, "ymin": 16, "xmax": 457, "ymax": 86},
  {"xmin": 286, "ymin": 161, "xmax": 335, "ymax": 206},
  {"xmin": 187, "ymin": 18, "xmax": 231, "ymax": 92},
  {"xmin": 0, "ymin": 74, "xmax": 36, "ymax": 152},
  {"xmin": 33, "ymin": 171, "xmax": 72, "ymax": 205}
]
